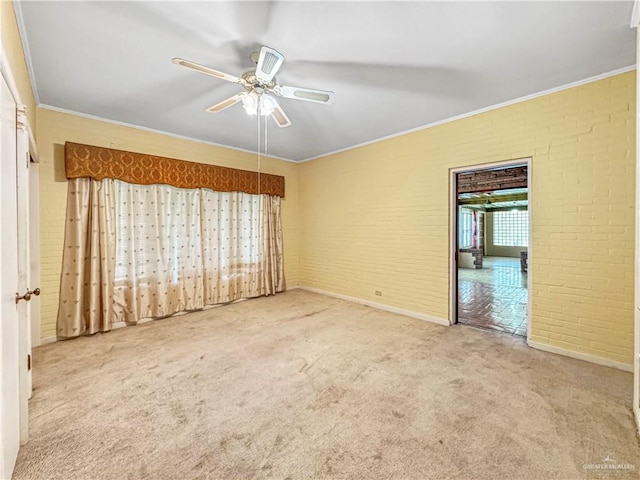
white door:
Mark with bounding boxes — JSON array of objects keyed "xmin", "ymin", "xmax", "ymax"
[
  {"xmin": 29, "ymin": 161, "xmax": 40, "ymax": 351},
  {"xmin": 16, "ymin": 105, "xmax": 32, "ymax": 444},
  {"xmin": 0, "ymin": 74, "xmax": 20, "ymax": 478}
]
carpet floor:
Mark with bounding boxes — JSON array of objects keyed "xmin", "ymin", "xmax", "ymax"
[{"xmin": 12, "ymin": 290, "xmax": 640, "ymax": 479}]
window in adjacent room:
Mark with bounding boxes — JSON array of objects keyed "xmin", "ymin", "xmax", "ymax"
[
  {"xmin": 493, "ymin": 209, "xmax": 528, "ymax": 247},
  {"xmin": 458, "ymin": 207, "xmax": 473, "ymax": 248}
]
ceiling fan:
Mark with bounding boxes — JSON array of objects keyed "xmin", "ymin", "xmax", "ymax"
[{"xmin": 173, "ymin": 46, "xmax": 335, "ymax": 128}]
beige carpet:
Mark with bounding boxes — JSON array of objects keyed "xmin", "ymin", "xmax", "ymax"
[{"xmin": 12, "ymin": 290, "xmax": 640, "ymax": 479}]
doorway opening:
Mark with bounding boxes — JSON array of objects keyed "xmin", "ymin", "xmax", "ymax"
[{"xmin": 451, "ymin": 161, "xmax": 530, "ymax": 337}]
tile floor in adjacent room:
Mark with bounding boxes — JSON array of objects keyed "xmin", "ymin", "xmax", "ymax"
[{"xmin": 458, "ymin": 256, "xmax": 528, "ymax": 336}]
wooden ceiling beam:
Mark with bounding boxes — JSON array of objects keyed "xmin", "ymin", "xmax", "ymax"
[{"xmin": 457, "ymin": 165, "xmax": 527, "ymax": 193}]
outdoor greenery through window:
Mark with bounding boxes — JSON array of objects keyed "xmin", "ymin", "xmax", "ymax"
[{"xmin": 493, "ymin": 209, "xmax": 528, "ymax": 247}]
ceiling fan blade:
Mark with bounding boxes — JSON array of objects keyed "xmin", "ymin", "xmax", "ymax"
[
  {"xmin": 172, "ymin": 57, "xmax": 245, "ymax": 85},
  {"xmin": 255, "ymin": 46, "xmax": 284, "ymax": 84},
  {"xmin": 270, "ymin": 102, "xmax": 291, "ymax": 128},
  {"xmin": 206, "ymin": 92, "xmax": 246, "ymax": 113},
  {"xmin": 273, "ymin": 85, "xmax": 334, "ymax": 105}
]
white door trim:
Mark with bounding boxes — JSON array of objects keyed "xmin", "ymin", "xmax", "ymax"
[
  {"xmin": 28, "ymin": 161, "xmax": 40, "ymax": 349},
  {"xmin": 16, "ymin": 105, "xmax": 31, "ymax": 445},
  {"xmin": 449, "ymin": 158, "xmax": 532, "ymax": 337},
  {"xmin": 0, "ymin": 36, "xmax": 39, "ymax": 473},
  {"xmin": 633, "ymin": 22, "xmax": 640, "ymax": 435},
  {"xmin": 0, "ymin": 35, "xmax": 40, "ymax": 357},
  {"xmin": 0, "ymin": 44, "xmax": 38, "ymax": 163},
  {"xmin": 0, "ymin": 71, "xmax": 20, "ymax": 480}
]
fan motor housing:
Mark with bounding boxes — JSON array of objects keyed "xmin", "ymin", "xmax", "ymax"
[{"xmin": 242, "ymin": 71, "xmax": 275, "ymax": 90}]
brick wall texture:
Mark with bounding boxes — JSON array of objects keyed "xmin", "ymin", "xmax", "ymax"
[
  {"xmin": 37, "ymin": 72, "xmax": 635, "ymax": 366},
  {"xmin": 299, "ymin": 71, "xmax": 635, "ymax": 366}
]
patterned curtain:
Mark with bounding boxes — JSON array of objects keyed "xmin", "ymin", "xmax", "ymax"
[{"xmin": 57, "ymin": 178, "xmax": 285, "ymax": 338}]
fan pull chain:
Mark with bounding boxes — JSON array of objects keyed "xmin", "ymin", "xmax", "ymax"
[
  {"xmin": 264, "ymin": 107, "xmax": 268, "ymax": 156},
  {"xmin": 257, "ymin": 97, "xmax": 261, "ymax": 196}
]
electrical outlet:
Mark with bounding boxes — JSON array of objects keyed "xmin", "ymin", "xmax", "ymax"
[{"xmin": 375, "ymin": 290, "xmax": 382, "ymax": 296}]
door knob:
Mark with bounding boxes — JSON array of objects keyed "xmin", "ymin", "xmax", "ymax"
[{"xmin": 15, "ymin": 287, "xmax": 41, "ymax": 304}]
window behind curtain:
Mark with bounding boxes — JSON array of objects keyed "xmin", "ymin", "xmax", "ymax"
[
  {"xmin": 114, "ymin": 182, "xmax": 203, "ymax": 284},
  {"xmin": 110, "ymin": 180, "xmax": 281, "ymax": 323},
  {"xmin": 114, "ymin": 182, "xmax": 263, "ymax": 284},
  {"xmin": 58, "ymin": 171, "xmax": 285, "ymax": 337}
]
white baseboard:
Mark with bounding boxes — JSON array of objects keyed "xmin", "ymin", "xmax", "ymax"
[
  {"xmin": 40, "ymin": 336, "xmax": 57, "ymax": 345},
  {"xmin": 527, "ymin": 340, "xmax": 633, "ymax": 372},
  {"xmin": 298, "ymin": 286, "xmax": 450, "ymax": 327}
]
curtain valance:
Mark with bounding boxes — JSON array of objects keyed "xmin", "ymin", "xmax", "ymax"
[{"xmin": 64, "ymin": 142, "xmax": 285, "ymax": 197}]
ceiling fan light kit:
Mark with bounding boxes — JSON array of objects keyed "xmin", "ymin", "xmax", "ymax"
[
  {"xmin": 241, "ymin": 91, "xmax": 276, "ymax": 117},
  {"xmin": 173, "ymin": 45, "xmax": 334, "ymax": 128}
]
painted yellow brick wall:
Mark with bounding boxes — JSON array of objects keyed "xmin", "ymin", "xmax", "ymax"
[
  {"xmin": 299, "ymin": 72, "xmax": 635, "ymax": 366},
  {"xmin": 37, "ymin": 107, "xmax": 299, "ymax": 340}
]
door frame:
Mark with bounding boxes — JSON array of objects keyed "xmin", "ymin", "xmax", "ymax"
[
  {"xmin": 16, "ymin": 105, "xmax": 32, "ymax": 444},
  {"xmin": 0, "ymin": 47, "xmax": 40, "ymax": 348},
  {"xmin": 0, "ymin": 69, "xmax": 20, "ymax": 478},
  {"xmin": 0, "ymin": 40, "xmax": 40, "ymax": 476},
  {"xmin": 449, "ymin": 158, "xmax": 532, "ymax": 341},
  {"xmin": 29, "ymin": 160, "xmax": 40, "ymax": 349},
  {"xmin": 633, "ymin": 12, "xmax": 640, "ymax": 436}
]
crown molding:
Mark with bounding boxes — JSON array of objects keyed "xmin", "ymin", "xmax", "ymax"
[
  {"xmin": 13, "ymin": 1, "xmax": 40, "ymax": 105},
  {"xmin": 299, "ymin": 65, "xmax": 636, "ymax": 163},
  {"xmin": 37, "ymin": 104, "xmax": 298, "ymax": 163},
  {"xmin": 37, "ymin": 62, "xmax": 636, "ymax": 165}
]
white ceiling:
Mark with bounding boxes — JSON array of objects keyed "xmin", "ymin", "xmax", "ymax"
[{"xmin": 16, "ymin": 1, "xmax": 636, "ymax": 162}]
